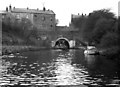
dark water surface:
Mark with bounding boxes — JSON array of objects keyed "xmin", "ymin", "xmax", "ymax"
[{"xmin": 1, "ymin": 49, "xmax": 120, "ymax": 86}]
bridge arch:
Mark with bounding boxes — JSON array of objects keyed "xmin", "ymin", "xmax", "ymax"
[{"xmin": 54, "ymin": 37, "xmax": 70, "ymax": 48}]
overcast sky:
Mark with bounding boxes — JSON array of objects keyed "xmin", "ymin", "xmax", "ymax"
[{"xmin": 0, "ymin": 0, "xmax": 119, "ymax": 26}]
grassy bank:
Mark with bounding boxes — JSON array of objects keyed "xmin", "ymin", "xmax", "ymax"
[
  {"xmin": 98, "ymin": 46, "xmax": 120, "ymax": 59},
  {"xmin": 2, "ymin": 45, "xmax": 48, "ymax": 55}
]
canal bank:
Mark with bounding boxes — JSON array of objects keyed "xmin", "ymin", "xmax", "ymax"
[
  {"xmin": 2, "ymin": 45, "xmax": 120, "ymax": 57},
  {"xmin": 1, "ymin": 45, "xmax": 49, "ymax": 55},
  {"xmin": 98, "ymin": 46, "xmax": 120, "ymax": 59}
]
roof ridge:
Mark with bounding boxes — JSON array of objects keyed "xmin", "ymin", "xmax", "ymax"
[{"xmin": 11, "ymin": 8, "xmax": 55, "ymax": 14}]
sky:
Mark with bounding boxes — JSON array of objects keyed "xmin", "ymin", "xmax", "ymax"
[{"xmin": 0, "ymin": 0, "xmax": 119, "ymax": 26}]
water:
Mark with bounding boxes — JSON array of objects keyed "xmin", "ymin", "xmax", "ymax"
[{"xmin": 0, "ymin": 49, "xmax": 120, "ymax": 86}]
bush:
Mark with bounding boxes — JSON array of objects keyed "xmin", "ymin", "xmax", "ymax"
[
  {"xmin": 99, "ymin": 32, "xmax": 118, "ymax": 48},
  {"xmin": 2, "ymin": 17, "xmax": 39, "ymax": 45}
]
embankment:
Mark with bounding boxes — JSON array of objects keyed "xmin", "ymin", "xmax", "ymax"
[
  {"xmin": 98, "ymin": 46, "xmax": 120, "ymax": 59},
  {"xmin": 1, "ymin": 45, "xmax": 48, "ymax": 55}
]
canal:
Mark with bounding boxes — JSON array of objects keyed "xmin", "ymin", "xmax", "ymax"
[{"xmin": 0, "ymin": 49, "xmax": 120, "ymax": 86}]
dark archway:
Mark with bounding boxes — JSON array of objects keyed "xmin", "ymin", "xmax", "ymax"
[{"xmin": 54, "ymin": 39, "xmax": 70, "ymax": 49}]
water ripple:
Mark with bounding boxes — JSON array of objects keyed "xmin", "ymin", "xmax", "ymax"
[{"xmin": 0, "ymin": 50, "xmax": 120, "ymax": 86}]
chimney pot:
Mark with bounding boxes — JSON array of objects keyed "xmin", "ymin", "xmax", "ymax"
[
  {"xmin": 43, "ymin": 7, "xmax": 46, "ymax": 11},
  {"xmin": 9, "ymin": 4, "xmax": 12, "ymax": 11},
  {"xmin": 6, "ymin": 7, "xmax": 8, "ymax": 12}
]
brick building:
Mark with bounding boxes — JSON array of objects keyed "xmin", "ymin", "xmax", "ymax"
[{"xmin": 1, "ymin": 5, "xmax": 56, "ymax": 30}]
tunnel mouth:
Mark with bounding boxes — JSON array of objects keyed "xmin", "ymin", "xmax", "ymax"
[{"xmin": 54, "ymin": 39, "xmax": 70, "ymax": 49}]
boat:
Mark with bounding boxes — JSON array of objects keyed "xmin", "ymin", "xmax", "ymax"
[
  {"xmin": 84, "ymin": 46, "xmax": 99, "ymax": 55},
  {"xmin": 84, "ymin": 49, "xmax": 99, "ymax": 55}
]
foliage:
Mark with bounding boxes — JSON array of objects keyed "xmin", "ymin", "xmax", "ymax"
[
  {"xmin": 91, "ymin": 18, "xmax": 116, "ymax": 44},
  {"xmin": 99, "ymin": 32, "xmax": 118, "ymax": 47},
  {"xmin": 2, "ymin": 17, "xmax": 38, "ymax": 45},
  {"xmin": 72, "ymin": 9, "xmax": 118, "ymax": 48}
]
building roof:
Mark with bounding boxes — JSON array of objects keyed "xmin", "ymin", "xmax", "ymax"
[
  {"xmin": 11, "ymin": 8, "xmax": 55, "ymax": 15},
  {"xmin": 71, "ymin": 14, "xmax": 81, "ymax": 18},
  {"xmin": 0, "ymin": 10, "xmax": 7, "ymax": 14}
]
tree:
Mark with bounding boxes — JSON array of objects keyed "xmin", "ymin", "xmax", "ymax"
[
  {"xmin": 91, "ymin": 18, "xmax": 116, "ymax": 44},
  {"xmin": 2, "ymin": 16, "xmax": 39, "ymax": 45},
  {"xmin": 83, "ymin": 9, "xmax": 116, "ymax": 44},
  {"xmin": 100, "ymin": 32, "xmax": 118, "ymax": 47}
]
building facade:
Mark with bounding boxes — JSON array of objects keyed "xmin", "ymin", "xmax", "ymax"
[{"xmin": 1, "ymin": 5, "xmax": 56, "ymax": 31}]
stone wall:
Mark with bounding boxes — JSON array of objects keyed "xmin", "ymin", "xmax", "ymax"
[{"xmin": 33, "ymin": 13, "xmax": 55, "ymax": 30}]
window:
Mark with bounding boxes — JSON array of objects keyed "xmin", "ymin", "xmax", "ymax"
[
  {"xmin": 50, "ymin": 18, "xmax": 52, "ymax": 21},
  {"xmin": 34, "ymin": 14, "xmax": 37, "ymax": 17},
  {"xmin": 26, "ymin": 15, "xmax": 29, "ymax": 18},
  {"xmin": 50, "ymin": 25, "xmax": 53, "ymax": 27},
  {"xmin": 42, "ymin": 17, "xmax": 45, "ymax": 21},
  {"xmin": 16, "ymin": 15, "xmax": 20, "ymax": 19},
  {"xmin": 2, "ymin": 15, "xmax": 5, "ymax": 19}
]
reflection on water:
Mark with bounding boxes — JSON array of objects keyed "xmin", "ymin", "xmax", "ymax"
[
  {"xmin": 84, "ymin": 54, "xmax": 96, "ymax": 68},
  {"xmin": 0, "ymin": 49, "xmax": 120, "ymax": 86},
  {"xmin": 51, "ymin": 50, "xmax": 90, "ymax": 85}
]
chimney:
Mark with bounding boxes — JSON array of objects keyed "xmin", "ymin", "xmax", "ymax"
[
  {"xmin": 82, "ymin": 13, "xmax": 84, "ymax": 17},
  {"xmin": 6, "ymin": 7, "xmax": 8, "ymax": 12},
  {"xmin": 89, "ymin": 13, "xmax": 91, "ymax": 16},
  {"xmin": 9, "ymin": 4, "xmax": 12, "ymax": 11},
  {"xmin": 43, "ymin": 7, "xmax": 46, "ymax": 11}
]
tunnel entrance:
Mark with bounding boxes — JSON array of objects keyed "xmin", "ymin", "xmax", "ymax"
[{"xmin": 54, "ymin": 39, "xmax": 70, "ymax": 49}]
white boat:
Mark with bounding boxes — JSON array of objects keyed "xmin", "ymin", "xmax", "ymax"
[{"xmin": 84, "ymin": 46, "xmax": 99, "ymax": 55}]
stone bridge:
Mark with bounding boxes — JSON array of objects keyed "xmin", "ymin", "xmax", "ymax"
[{"xmin": 37, "ymin": 26, "xmax": 86, "ymax": 48}]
